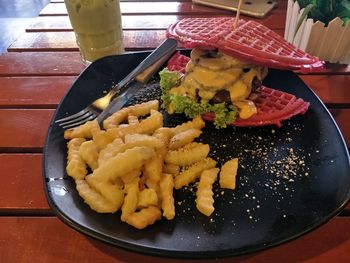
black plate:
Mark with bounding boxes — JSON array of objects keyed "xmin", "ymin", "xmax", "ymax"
[{"xmin": 43, "ymin": 51, "xmax": 350, "ymax": 258}]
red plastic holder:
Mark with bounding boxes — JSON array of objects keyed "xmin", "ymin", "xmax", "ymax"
[{"xmin": 166, "ymin": 17, "xmax": 322, "ymax": 70}]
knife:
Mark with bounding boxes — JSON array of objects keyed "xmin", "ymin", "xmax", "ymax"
[{"xmin": 96, "ymin": 38, "xmax": 178, "ymax": 124}]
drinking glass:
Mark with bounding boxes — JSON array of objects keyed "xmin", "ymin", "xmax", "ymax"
[{"xmin": 64, "ymin": 0, "xmax": 124, "ymax": 64}]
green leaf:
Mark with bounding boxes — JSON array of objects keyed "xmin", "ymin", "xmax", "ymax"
[
  {"xmin": 336, "ymin": 0, "xmax": 350, "ymax": 22},
  {"xmin": 310, "ymin": 7, "xmax": 325, "ymax": 22},
  {"xmin": 316, "ymin": 0, "xmax": 330, "ymax": 14},
  {"xmin": 297, "ymin": 0, "xmax": 312, "ymax": 9},
  {"xmin": 297, "ymin": 0, "xmax": 350, "ymax": 25}
]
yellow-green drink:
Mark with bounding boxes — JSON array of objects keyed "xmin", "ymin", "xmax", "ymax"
[{"xmin": 64, "ymin": 0, "xmax": 124, "ymax": 64}]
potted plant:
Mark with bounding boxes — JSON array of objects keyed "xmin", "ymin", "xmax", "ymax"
[{"xmin": 284, "ymin": 0, "xmax": 350, "ymax": 63}]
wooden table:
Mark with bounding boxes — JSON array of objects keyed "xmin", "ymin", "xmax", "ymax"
[{"xmin": 1, "ymin": 0, "xmax": 349, "ymax": 262}]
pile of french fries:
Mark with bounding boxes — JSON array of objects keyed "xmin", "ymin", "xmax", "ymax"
[{"xmin": 64, "ymin": 100, "xmax": 238, "ymax": 229}]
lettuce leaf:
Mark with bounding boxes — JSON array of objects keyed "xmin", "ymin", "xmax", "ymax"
[{"xmin": 159, "ymin": 68, "xmax": 181, "ymax": 108}]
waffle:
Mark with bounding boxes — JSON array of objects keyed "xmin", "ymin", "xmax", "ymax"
[
  {"xmin": 166, "ymin": 17, "xmax": 321, "ymax": 70},
  {"xmin": 167, "ymin": 51, "xmax": 190, "ymax": 73},
  {"xmin": 202, "ymin": 87, "xmax": 310, "ymax": 127}
]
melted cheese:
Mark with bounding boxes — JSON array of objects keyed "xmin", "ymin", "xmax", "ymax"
[
  {"xmin": 182, "ymin": 74, "xmax": 199, "ymax": 99},
  {"xmin": 190, "ymin": 67, "xmax": 241, "ymax": 90},
  {"xmin": 242, "ymin": 69, "xmax": 258, "ymax": 86},
  {"xmin": 198, "ymin": 89, "xmax": 216, "ymax": 102},
  {"xmin": 191, "ymin": 49, "xmax": 246, "ymax": 70},
  {"xmin": 169, "ymin": 85, "xmax": 186, "ymax": 95},
  {"xmin": 227, "ymin": 80, "xmax": 250, "ymax": 102},
  {"xmin": 234, "ymin": 100, "xmax": 257, "ymax": 119},
  {"xmin": 242, "ymin": 67, "xmax": 267, "ymax": 86}
]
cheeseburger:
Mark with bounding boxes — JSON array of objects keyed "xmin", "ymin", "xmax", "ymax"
[{"xmin": 160, "ymin": 17, "xmax": 321, "ymax": 128}]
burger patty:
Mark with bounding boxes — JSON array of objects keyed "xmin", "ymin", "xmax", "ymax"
[{"xmin": 210, "ymin": 77, "xmax": 262, "ymax": 104}]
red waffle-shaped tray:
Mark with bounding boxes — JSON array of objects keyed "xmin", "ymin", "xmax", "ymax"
[
  {"xmin": 167, "ymin": 51, "xmax": 190, "ymax": 73},
  {"xmin": 202, "ymin": 87, "xmax": 310, "ymax": 127},
  {"xmin": 166, "ymin": 17, "xmax": 321, "ymax": 70}
]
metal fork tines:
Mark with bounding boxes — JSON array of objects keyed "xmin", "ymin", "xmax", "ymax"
[
  {"xmin": 55, "ymin": 38, "xmax": 177, "ymax": 129},
  {"xmin": 54, "ymin": 105, "xmax": 101, "ymax": 130}
]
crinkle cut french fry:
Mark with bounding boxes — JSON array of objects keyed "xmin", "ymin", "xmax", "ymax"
[
  {"xmin": 143, "ymin": 153, "xmax": 163, "ymax": 183},
  {"xmin": 196, "ymin": 168, "xmax": 219, "ymax": 216},
  {"xmin": 92, "ymin": 146, "xmax": 155, "ymax": 182},
  {"xmin": 103, "ymin": 107, "xmax": 129, "ymax": 130},
  {"xmin": 137, "ymin": 188, "xmax": 158, "ymax": 208},
  {"xmin": 128, "ymin": 115, "xmax": 139, "ymax": 125},
  {"xmin": 85, "ymin": 174, "xmax": 124, "ymax": 210},
  {"xmin": 108, "ymin": 110, "xmax": 163, "ymax": 139},
  {"xmin": 145, "ymin": 178, "xmax": 161, "ymax": 202},
  {"xmin": 153, "ymin": 127, "xmax": 173, "ymax": 146},
  {"xmin": 98, "ymin": 135, "xmax": 163, "ymax": 168},
  {"xmin": 103, "ymin": 100, "xmax": 159, "ymax": 130},
  {"xmin": 120, "ymin": 169, "xmax": 141, "ymax": 184},
  {"xmin": 153, "ymin": 127, "xmax": 173, "ymax": 159},
  {"xmin": 66, "ymin": 138, "xmax": 87, "ymax": 180},
  {"xmin": 93, "ymin": 129, "xmax": 119, "ymax": 149},
  {"xmin": 174, "ymin": 157, "xmax": 217, "ymax": 189},
  {"xmin": 168, "ymin": 128, "xmax": 202, "ymax": 150},
  {"xmin": 98, "ymin": 138, "xmax": 124, "ymax": 167},
  {"xmin": 145, "ymin": 178, "xmax": 162, "ymax": 205},
  {"xmin": 219, "ymin": 158, "xmax": 239, "ymax": 190},
  {"xmin": 121, "ymin": 178, "xmax": 139, "ymax": 221},
  {"xmin": 75, "ymin": 180, "xmax": 120, "ymax": 213},
  {"xmin": 165, "ymin": 142, "xmax": 210, "ymax": 166},
  {"xmin": 124, "ymin": 206, "xmax": 161, "ymax": 229},
  {"xmin": 163, "ymin": 163, "xmax": 180, "ymax": 176},
  {"xmin": 171, "ymin": 115, "xmax": 205, "ymax": 135},
  {"xmin": 79, "ymin": 140, "xmax": 99, "ymax": 170},
  {"xmin": 118, "ymin": 124, "xmax": 130, "ymax": 128},
  {"xmin": 128, "ymin": 100, "xmax": 159, "ymax": 117},
  {"xmin": 160, "ymin": 173, "xmax": 175, "ymax": 220},
  {"xmin": 99, "ymin": 135, "xmax": 164, "ymax": 169},
  {"xmin": 64, "ymin": 120, "xmax": 100, "ymax": 140},
  {"xmin": 124, "ymin": 134, "xmax": 164, "ymax": 149},
  {"xmin": 133, "ymin": 109, "xmax": 163, "ymax": 135}
]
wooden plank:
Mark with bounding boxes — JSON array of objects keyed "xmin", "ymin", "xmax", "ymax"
[
  {"xmin": 0, "ymin": 54, "xmax": 349, "ymax": 107},
  {"xmin": 0, "ymin": 55, "xmax": 349, "ymax": 108},
  {"xmin": 1, "ymin": 216, "xmax": 349, "ymax": 262},
  {"xmin": 28, "ymin": 15, "xmax": 182, "ymax": 32},
  {"xmin": 1, "ymin": 153, "xmax": 348, "ymax": 213},
  {"xmin": 0, "ymin": 52, "xmax": 84, "ymax": 76},
  {"xmin": 0, "ymin": 109, "xmax": 54, "ymax": 152},
  {"xmin": 8, "ymin": 31, "xmax": 168, "ymax": 52},
  {"xmin": 39, "ymin": 2, "xmax": 233, "ymax": 16},
  {"xmin": 26, "ymin": 14, "xmax": 286, "ymax": 32},
  {"xmin": 300, "ymin": 75, "xmax": 350, "ymax": 106},
  {"xmin": 0, "ymin": 154, "xmax": 50, "ymax": 212},
  {"xmin": 330, "ymin": 109, "xmax": 350, "ymax": 148},
  {"xmin": 0, "ymin": 109, "xmax": 347, "ymax": 150},
  {"xmin": 39, "ymin": 1, "xmax": 286, "ymax": 16},
  {"xmin": 1, "ymin": 75, "xmax": 350, "ymax": 108},
  {"xmin": 0, "ymin": 77, "xmax": 75, "ymax": 108},
  {"xmin": 8, "ymin": 29, "xmax": 285, "ymax": 52}
]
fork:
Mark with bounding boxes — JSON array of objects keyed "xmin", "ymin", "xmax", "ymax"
[{"xmin": 55, "ymin": 38, "xmax": 178, "ymax": 129}]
